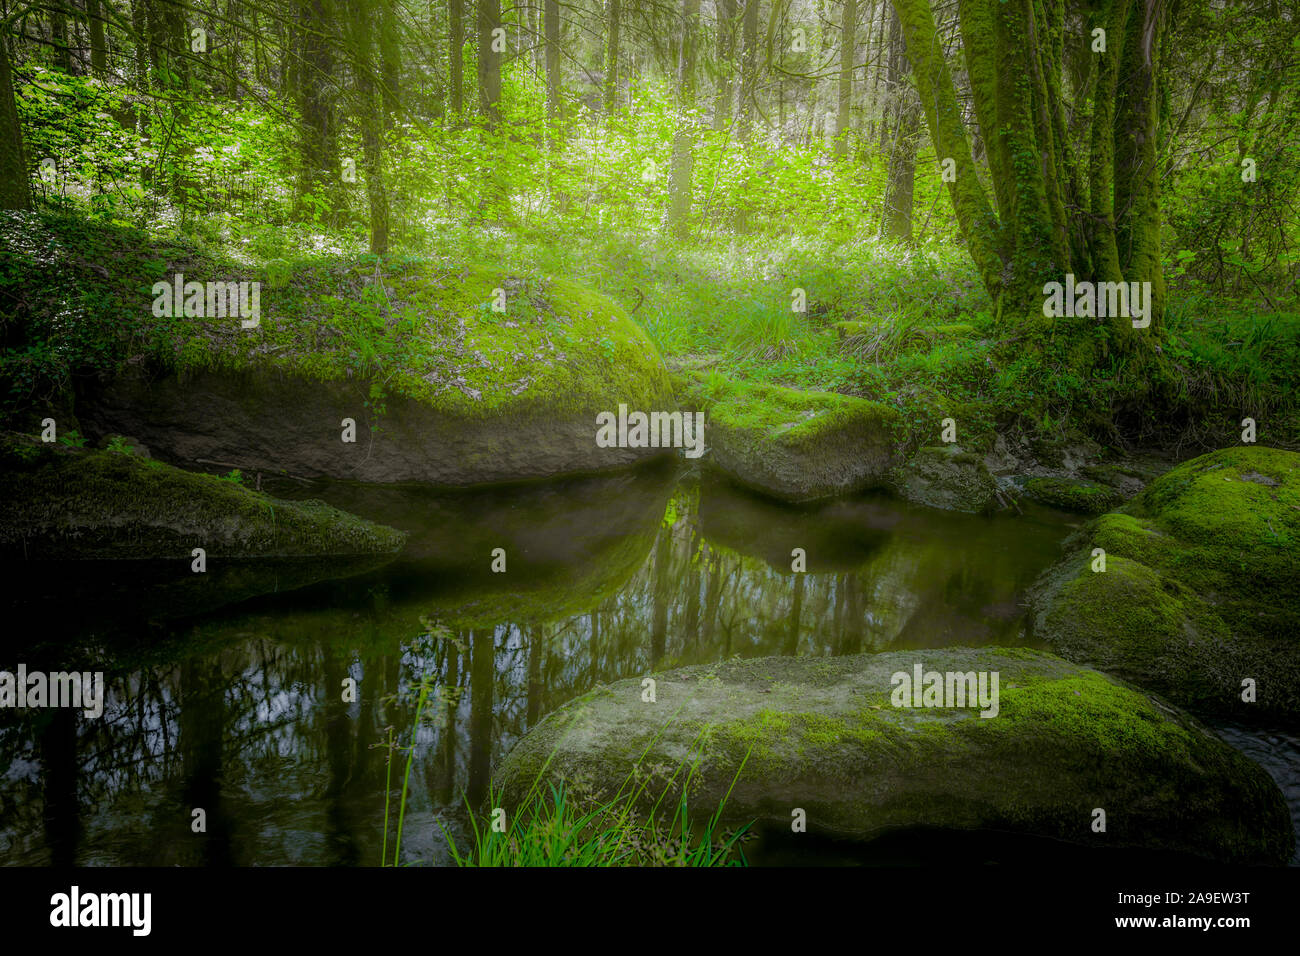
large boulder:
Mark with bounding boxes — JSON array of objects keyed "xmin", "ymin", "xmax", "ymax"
[
  {"xmin": 1030, "ymin": 446, "xmax": 1300, "ymax": 720},
  {"xmin": 495, "ymin": 648, "xmax": 1293, "ymax": 864},
  {"xmin": 79, "ymin": 265, "xmax": 676, "ymax": 486},
  {"xmin": 674, "ymin": 371, "xmax": 900, "ymax": 502}
]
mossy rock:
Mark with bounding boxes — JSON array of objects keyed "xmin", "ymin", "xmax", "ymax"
[
  {"xmin": 494, "ymin": 648, "xmax": 1292, "ymax": 864},
  {"xmin": 0, "ymin": 437, "xmax": 407, "ymax": 559},
  {"xmin": 1030, "ymin": 446, "xmax": 1300, "ymax": 719},
  {"xmin": 1022, "ymin": 476, "xmax": 1122, "ymax": 515},
  {"xmin": 80, "ymin": 263, "xmax": 676, "ymax": 485},
  {"xmin": 887, "ymin": 445, "xmax": 998, "ymax": 513},
  {"xmin": 674, "ymin": 371, "xmax": 900, "ymax": 502}
]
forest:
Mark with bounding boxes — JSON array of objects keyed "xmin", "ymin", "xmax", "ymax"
[{"xmin": 0, "ymin": 0, "xmax": 1297, "ymax": 876}]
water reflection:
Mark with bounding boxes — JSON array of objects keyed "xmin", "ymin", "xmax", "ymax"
[{"xmin": 1, "ymin": 466, "xmax": 1102, "ymax": 865}]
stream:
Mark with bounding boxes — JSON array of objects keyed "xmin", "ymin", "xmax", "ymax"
[{"xmin": 2, "ymin": 461, "xmax": 1296, "ymax": 866}]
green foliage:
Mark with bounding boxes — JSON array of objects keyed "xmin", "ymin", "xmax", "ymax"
[{"xmin": 443, "ymin": 781, "xmax": 750, "ymax": 867}]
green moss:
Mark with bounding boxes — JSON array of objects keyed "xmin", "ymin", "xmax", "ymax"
[
  {"xmin": 1041, "ymin": 555, "xmax": 1230, "ymax": 697},
  {"xmin": 0, "ymin": 436, "xmax": 407, "ymax": 559},
  {"xmin": 1135, "ymin": 446, "xmax": 1298, "ymax": 567},
  {"xmin": 672, "ymin": 369, "xmax": 900, "ymax": 501},
  {"xmin": 1023, "ymin": 476, "xmax": 1122, "ymax": 515},
  {"xmin": 1094, "ymin": 447, "xmax": 1300, "ymax": 632},
  {"xmin": 1031, "ymin": 449, "xmax": 1300, "ymax": 718},
  {"xmin": 170, "ymin": 262, "xmax": 673, "ymax": 423},
  {"xmin": 678, "ymin": 370, "xmax": 899, "ymax": 444}
]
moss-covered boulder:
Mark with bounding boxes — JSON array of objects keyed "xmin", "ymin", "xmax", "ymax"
[
  {"xmin": 887, "ymin": 445, "xmax": 998, "ymax": 513},
  {"xmin": 674, "ymin": 372, "xmax": 900, "ymax": 502},
  {"xmin": 79, "ymin": 264, "xmax": 676, "ymax": 486},
  {"xmin": 0, "ymin": 438, "xmax": 406, "ymax": 559},
  {"xmin": 1030, "ymin": 446, "xmax": 1300, "ymax": 719},
  {"xmin": 1022, "ymin": 476, "xmax": 1122, "ymax": 515},
  {"xmin": 495, "ymin": 648, "xmax": 1292, "ymax": 864}
]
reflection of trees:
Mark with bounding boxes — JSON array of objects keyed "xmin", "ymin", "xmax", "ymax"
[{"xmin": 0, "ymin": 482, "xmax": 1069, "ymax": 864}]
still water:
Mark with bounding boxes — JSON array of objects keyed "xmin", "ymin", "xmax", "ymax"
[{"xmin": 1, "ymin": 462, "xmax": 1295, "ymax": 865}]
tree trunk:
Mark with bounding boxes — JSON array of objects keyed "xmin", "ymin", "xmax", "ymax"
[
  {"xmin": 346, "ymin": 0, "xmax": 389, "ymax": 254},
  {"xmin": 604, "ymin": 0, "xmax": 621, "ymax": 111},
  {"xmin": 449, "ymin": 0, "xmax": 463, "ymax": 116},
  {"xmin": 296, "ymin": 0, "xmax": 338, "ymax": 220},
  {"xmin": 880, "ymin": 3, "xmax": 918, "ymax": 240},
  {"xmin": 713, "ymin": 0, "xmax": 736, "ymax": 130},
  {"xmin": 544, "ymin": 0, "xmax": 560, "ymax": 129},
  {"xmin": 0, "ymin": 37, "xmax": 31, "ymax": 210},
  {"xmin": 51, "ymin": 6, "xmax": 74, "ymax": 73},
  {"xmin": 477, "ymin": 0, "xmax": 502, "ymax": 123},
  {"xmin": 736, "ymin": 0, "xmax": 760, "ymax": 141},
  {"xmin": 380, "ymin": 0, "xmax": 401, "ymax": 124},
  {"xmin": 835, "ymin": 0, "xmax": 857, "ymax": 159},
  {"xmin": 88, "ymin": 0, "xmax": 107, "ymax": 75},
  {"xmin": 891, "ymin": 0, "xmax": 1168, "ymax": 340},
  {"xmin": 667, "ymin": 0, "xmax": 701, "ymax": 239}
]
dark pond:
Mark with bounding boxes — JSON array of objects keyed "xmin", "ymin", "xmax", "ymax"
[{"xmin": 1, "ymin": 462, "xmax": 1295, "ymax": 866}]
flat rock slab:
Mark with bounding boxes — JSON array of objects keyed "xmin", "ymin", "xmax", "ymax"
[{"xmin": 496, "ymin": 648, "xmax": 1293, "ymax": 864}]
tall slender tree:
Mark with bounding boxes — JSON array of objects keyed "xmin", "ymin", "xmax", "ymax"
[
  {"xmin": 667, "ymin": 0, "xmax": 701, "ymax": 238},
  {"xmin": 0, "ymin": 34, "xmax": 31, "ymax": 210},
  {"xmin": 448, "ymin": 0, "xmax": 464, "ymax": 116},
  {"xmin": 604, "ymin": 0, "xmax": 621, "ymax": 111},
  {"xmin": 477, "ymin": 0, "xmax": 502, "ymax": 123},
  {"xmin": 880, "ymin": 2, "xmax": 918, "ymax": 240},
  {"xmin": 835, "ymin": 0, "xmax": 858, "ymax": 159}
]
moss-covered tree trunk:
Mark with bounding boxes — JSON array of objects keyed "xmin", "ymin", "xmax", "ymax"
[
  {"xmin": 88, "ymin": 0, "xmax": 107, "ymax": 76},
  {"xmin": 0, "ymin": 35, "xmax": 30, "ymax": 210},
  {"xmin": 893, "ymin": 0, "xmax": 1170, "ymax": 346},
  {"xmin": 881, "ymin": 3, "xmax": 918, "ymax": 240}
]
